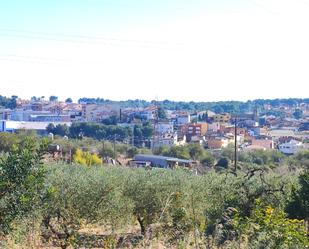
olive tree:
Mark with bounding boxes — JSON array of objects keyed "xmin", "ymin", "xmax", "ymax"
[
  {"xmin": 41, "ymin": 165, "xmax": 131, "ymax": 248},
  {"xmin": 123, "ymin": 169, "xmax": 183, "ymax": 235},
  {"xmin": 0, "ymin": 139, "xmax": 48, "ymax": 234},
  {"xmin": 286, "ymin": 172, "xmax": 309, "ymax": 232}
]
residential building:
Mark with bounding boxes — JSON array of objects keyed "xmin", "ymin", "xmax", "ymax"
[
  {"xmin": 29, "ymin": 114, "xmax": 71, "ymax": 122},
  {"xmin": 156, "ymin": 121, "xmax": 174, "ymax": 134},
  {"xmin": 188, "ymin": 123, "xmax": 208, "ymax": 136},
  {"xmin": 278, "ymin": 140, "xmax": 303, "ymax": 155},
  {"xmin": 82, "ymin": 104, "xmax": 119, "ymax": 122},
  {"xmin": 251, "ymin": 127, "xmax": 269, "ymax": 137},
  {"xmin": 30, "ymin": 102, "xmax": 43, "ymax": 111},
  {"xmin": 207, "ymin": 122, "xmax": 221, "ymax": 133},
  {"xmin": 151, "ymin": 132, "xmax": 187, "ymax": 148},
  {"xmin": 250, "ymin": 139, "xmax": 274, "ymax": 150},
  {"xmin": 139, "ymin": 106, "xmax": 158, "ymax": 120},
  {"xmin": 232, "ymin": 110, "xmax": 259, "ymax": 123},
  {"xmin": 213, "ymin": 113, "xmax": 231, "ymax": 123},
  {"xmin": 177, "ymin": 114, "xmax": 191, "ymax": 125},
  {"xmin": 269, "ymin": 129, "xmax": 296, "ymax": 141},
  {"xmin": 207, "ymin": 137, "xmax": 230, "ymax": 149},
  {"xmin": 11, "ymin": 110, "xmax": 53, "ymax": 121},
  {"xmin": 223, "ymin": 126, "xmax": 247, "ymax": 136},
  {"xmin": 0, "ymin": 109, "xmax": 12, "ymax": 120},
  {"xmin": 151, "ymin": 133, "xmax": 178, "ymax": 148}
]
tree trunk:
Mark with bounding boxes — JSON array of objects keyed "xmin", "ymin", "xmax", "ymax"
[{"xmin": 137, "ymin": 216, "xmax": 146, "ymax": 235}]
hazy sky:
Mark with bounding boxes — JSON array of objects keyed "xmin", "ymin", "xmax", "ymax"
[{"xmin": 0, "ymin": 0, "xmax": 308, "ymax": 102}]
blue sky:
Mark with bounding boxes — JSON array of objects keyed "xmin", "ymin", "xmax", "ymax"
[
  {"xmin": 1, "ymin": 0, "xmax": 243, "ymax": 34},
  {"xmin": 0, "ymin": 0, "xmax": 308, "ymax": 102}
]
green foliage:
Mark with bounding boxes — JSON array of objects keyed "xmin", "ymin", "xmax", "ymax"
[
  {"xmin": 41, "ymin": 165, "xmax": 132, "ymax": 248},
  {"xmin": 157, "ymin": 107, "xmax": 167, "ymax": 120},
  {"xmin": 187, "ymin": 144, "xmax": 205, "ymax": 161},
  {"xmin": 77, "ymin": 97, "xmax": 309, "ymax": 113},
  {"xmin": 73, "ymin": 149, "xmax": 102, "ymax": 166},
  {"xmin": 0, "ymin": 95, "xmax": 17, "ymax": 109},
  {"xmin": 291, "ymin": 150, "xmax": 309, "ymax": 170},
  {"xmin": 235, "ymin": 200, "xmax": 308, "ymax": 248},
  {"xmin": 101, "ymin": 115, "xmax": 119, "ymax": 125},
  {"xmin": 165, "ymin": 146, "xmax": 191, "ymax": 160},
  {"xmin": 0, "ymin": 139, "xmax": 48, "ymax": 234},
  {"xmin": 0, "ymin": 133, "xmax": 20, "ymax": 152},
  {"xmin": 133, "ymin": 123, "xmax": 153, "ymax": 147},
  {"xmin": 99, "ymin": 141, "xmax": 115, "ymax": 158},
  {"xmin": 0, "ymin": 132, "xmax": 40, "ymax": 153},
  {"xmin": 46, "ymin": 123, "xmax": 69, "ymax": 137},
  {"xmin": 49, "ymin": 95, "xmax": 58, "ymax": 102},
  {"xmin": 65, "ymin": 98, "xmax": 73, "ymax": 103},
  {"xmin": 221, "ymin": 147, "xmax": 234, "ymax": 161},
  {"xmin": 69, "ymin": 122, "xmax": 132, "ymax": 141},
  {"xmin": 293, "ymin": 109, "xmax": 303, "ymax": 119},
  {"xmin": 127, "ymin": 146, "xmax": 139, "ymax": 158},
  {"xmin": 216, "ymin": 157, "xmax": 229, "ymax": 168},
  {"xmin": 1, "ymin": 133, "xmax": 307, "ymax": 248},
  {"xmin": 123, "ymin": 169, "xmax": 176, "ymax": 234},
  {"xmin": 239, "ymin": 150, "xmax": 285, "ymax": 168},
  {"xmin": 286, "ymin": 172, "xmax": 309, "ymax": 223},
  {"xmin": 153, "ymin": 145, "xmax": 170, "ymax": 156},
  {"xmin": 201, "ymin": 153, "xmax": 215, "ymax": 167},
  {"xmin": 123, "ymin": 168, "xmax": 204, "ymax": 236}
]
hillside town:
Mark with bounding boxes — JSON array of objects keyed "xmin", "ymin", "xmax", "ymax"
[
  {"xmin": 2, "ymin": 0, "xmax": 309, "ymax": 247},
  {"xmin": 1, "ymin": 96, "xmax": 309, "ymax": 156}
]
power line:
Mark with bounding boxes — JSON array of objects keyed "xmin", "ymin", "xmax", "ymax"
[
  {"xmin": 0, "ymin": 54, "xmax": 67, "ymax": 63},
  {"xmin": 0, "ymin": 28, "xmax": 185, "ymax": 45},
  {"xmin": 0, "ymin": 55, "xmax": 55, "ymax": 65},
  {"xmin": 0, "ymin": 29, "xmax": 185, "ymax": 50}
]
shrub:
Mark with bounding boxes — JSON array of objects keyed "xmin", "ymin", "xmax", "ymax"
[
  {"xmin": 73, "ymin": 149, "xmax": 102, "ymax": 166},
  {"xmin": 0, "ymin": 138, "xmax": 48, "ymax": 234},
  {"xmin": 216, "ymin": 157, "xmax": 229, "ymax": 168},
  {"xmin": 41, "ymin": 165, "xmax": 132, "ymax": 248},
  {"xmin": 235, "ymin": 200, "xmax": 309, "ymax": 248}
]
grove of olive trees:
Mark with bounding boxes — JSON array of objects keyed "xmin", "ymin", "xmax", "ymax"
[{"xmin": 0, "ymin": 134, "xmax": 308, "ymax": 248}]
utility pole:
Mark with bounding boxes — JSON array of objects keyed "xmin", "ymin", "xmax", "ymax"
[
  {"xmin": 69, "ymin": 148, "xmax": 72, "ymax": 165},
  {"xmin": 132, "ymin": 126, "xmax": 134, "ymax": 147},
  {"xmin": 102, "ymin": 140, "xmax": 105, "ymax": 159},
  {"xmin": 234, "ymin": 115, "xmax": 237, "ymax": 172},
  {"xmin": 113, "ymin": 134, "xmax": 116, "ymax": 160}
]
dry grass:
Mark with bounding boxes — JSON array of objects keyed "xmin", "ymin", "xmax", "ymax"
[{"xmin": 1, "ymin": 223, "xmax": 212, "ymax": 249}]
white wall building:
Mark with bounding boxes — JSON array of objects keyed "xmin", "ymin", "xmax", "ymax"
[
  {"xmin": 278, "ymin": 140, "xmax": 303, "ymax": 155},
  {"xmin": 207, "ymin": 122, "xmax": 221, "ymax": 132},
  {"xmin": 177, "ymin": 115, "xmax": 190, "ymax": 125},
  {"xmin": 152, "ymin": 133, "xmax": 181, "ymax": 148},
  {"xmin": 0, "ymin": 120, "xmax": 71, "ymax": 134},
  {"xmin": 156, "ymin": 122, "xmax": 174, "ymax": 134}
]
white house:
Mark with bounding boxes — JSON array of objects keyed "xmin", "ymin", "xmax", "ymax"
[
  {"xmin": 207, "ymin": 122, "xmax": 221, "ymax": 132},
  {"xmin": 156, "ymin": 122, "xmax": 174, "ymax": 134},
  {"xmin": 177, "ymin": 115, "xmax": 190, "ymax": 125},
  {"xmin": 151, "ymin": 132, "xmax": 184, "ymax": 148},
  {"xmin": 278, "ymin": 140, "xmax": 303, "ymax": 155}
]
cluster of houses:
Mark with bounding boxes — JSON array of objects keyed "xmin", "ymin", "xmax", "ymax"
[
  {"xmin": 153, "ymin": 112, "xmax": 309, "ymax": 155},
  {"xmin": 1, "ymin": 98, "xmax": 309, "ymax": 155}
]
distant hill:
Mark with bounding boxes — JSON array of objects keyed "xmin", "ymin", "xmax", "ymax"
[{"xmin": 78, "ymin": 97, "xmax": 309, "ymax": 113}]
